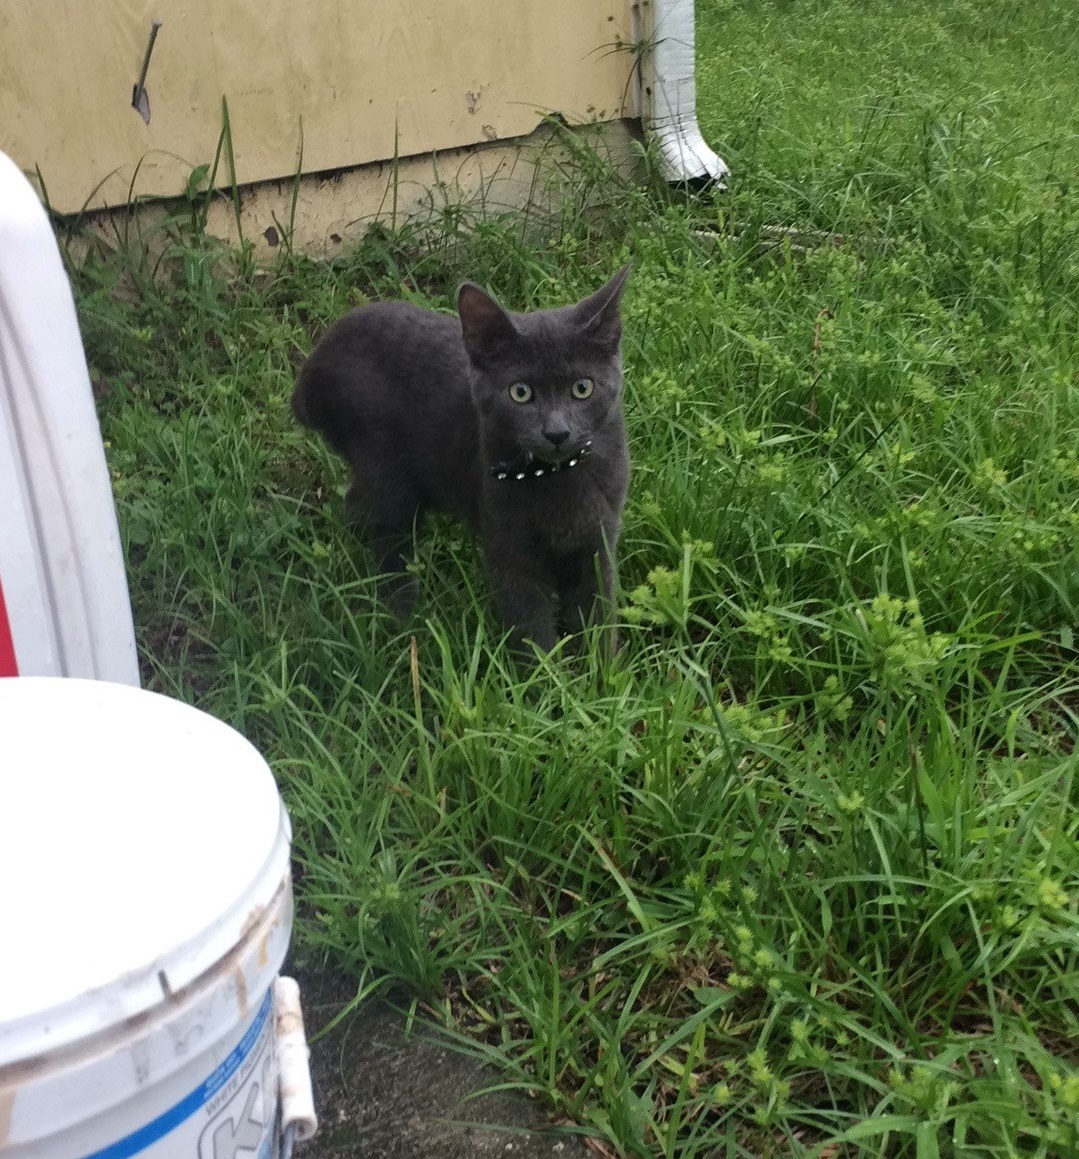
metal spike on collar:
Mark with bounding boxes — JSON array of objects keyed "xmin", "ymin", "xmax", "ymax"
[{"xmin": 491, "ymin": 440, "xmax": 593, "ymax": 482}]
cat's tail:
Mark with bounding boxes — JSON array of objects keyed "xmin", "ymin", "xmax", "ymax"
[
  {"xmin": 290, "ymin": 366, "xmax": 314, "ymax": 427},
  {"xmin": 292, "ymin": 361, "xmax": 334, "ymax": 434},
  {"xmin": 292, "ymin": 359, "xmax": 361, "ymax": 462}
]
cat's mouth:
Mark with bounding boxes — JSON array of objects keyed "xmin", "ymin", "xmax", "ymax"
[{"xmin": 490, "ymin": 440, "xmax": 593, "ymax": 482}]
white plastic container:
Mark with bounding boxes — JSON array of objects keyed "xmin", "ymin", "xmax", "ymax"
[
  {"xmin": 0, "ymin": 150, "xmax": 139, "ymax": 685},
  {"xmin": 0, "ymin": 677, "xmax": 315, "ymax": 1157}
]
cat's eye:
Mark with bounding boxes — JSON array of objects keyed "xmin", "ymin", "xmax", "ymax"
[
  {"xmin": 571, "ymin": 378, "xmax": 595, "ymax": 400},
  {"xmin": 508, "ymin": 382, "xmax": 533, "ymax": 404}
]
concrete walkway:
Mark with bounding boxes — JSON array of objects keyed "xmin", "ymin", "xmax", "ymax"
[{"xmin": 295, "ymin": 967, "xmax": 591, "ymax": 1158}]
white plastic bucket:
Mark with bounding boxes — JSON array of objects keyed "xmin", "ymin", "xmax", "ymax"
[
  {"xmin": 0, "ymin": 151, "xmax": 139, "ymax": 685},
  {"xmin": 0, "ymin": 677, "xmax": 314, "ymax": 1157}
]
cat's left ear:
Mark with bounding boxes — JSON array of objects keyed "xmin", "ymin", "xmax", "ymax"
[{"xmin": 572, "ymin": 264, "xmax": 631, "ymax": 351}]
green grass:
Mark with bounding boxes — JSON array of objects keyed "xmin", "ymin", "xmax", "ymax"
[{"xmin": 69, "ymin": 0, "xmax": 1079, "ymax": 1153}]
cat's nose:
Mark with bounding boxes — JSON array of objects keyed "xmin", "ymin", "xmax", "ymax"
[{"xmin": 543, "ymin": 428, "xmax": 570, "ymax": 447}]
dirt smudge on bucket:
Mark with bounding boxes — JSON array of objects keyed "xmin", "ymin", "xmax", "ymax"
[
  {"xmin": 0, "ymin": 1087, "xmax": 14, "ymax": 1145},
  {"xmin": 234, "ymin": 965, "xmax": 249, "ymax": 1017}
]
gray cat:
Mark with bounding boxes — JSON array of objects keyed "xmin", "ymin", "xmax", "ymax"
[{"xmin": 292, "ymin": 267, "xmax": 631, "ymax": 656}]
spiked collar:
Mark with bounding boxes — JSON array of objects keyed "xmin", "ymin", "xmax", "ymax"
[{"xmin": 490, "ymin": 440, "xmax": 593, "ymax": 482}]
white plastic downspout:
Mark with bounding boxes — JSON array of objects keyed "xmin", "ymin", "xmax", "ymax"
[{"xmin": 637, "ymin": 0, "xmax": 730, "ymax": 186}]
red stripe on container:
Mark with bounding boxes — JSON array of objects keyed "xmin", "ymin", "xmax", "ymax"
[{"xmin": 0, "ymin": 576, "xmax": 18, "ymax": 676}]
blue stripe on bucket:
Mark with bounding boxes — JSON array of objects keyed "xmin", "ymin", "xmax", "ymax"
[{"xmin": 81, "ymin": 988, "xmax": 273, "ymax": 1159}]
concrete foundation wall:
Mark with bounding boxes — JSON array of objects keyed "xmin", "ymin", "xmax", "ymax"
[{"xmin": 67, "ymin": 119, "xmax": 643, "ymax": 260}]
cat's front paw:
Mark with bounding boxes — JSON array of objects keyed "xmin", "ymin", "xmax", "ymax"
[{"xmin": 382, "ymin": 573, "xmax": 420, "ymax": 620}]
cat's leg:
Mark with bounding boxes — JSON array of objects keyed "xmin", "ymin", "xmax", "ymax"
[
  {"xmin": 558, "ymin": 539, "xmax": 620, "ymax": 658},
  {"xmin": 344, "ymin": 475, "xmax": 424, "ymax": 616},
  {"xmin": 485, "ymin": 548, "xmax": 559, "ymax": 656}
]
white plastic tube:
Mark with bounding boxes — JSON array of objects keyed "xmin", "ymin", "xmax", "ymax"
[
  {"xmin": 274, "ymin": 976, "xmax": 318, "ymax": 1145},
  {"xmin": 639, "ymin": 0, "xmax": 730, "ymax": 186}
]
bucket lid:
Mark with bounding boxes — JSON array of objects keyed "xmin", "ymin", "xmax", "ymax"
[{"xmin": 0, "ymin": 677, "xmax": 291, "ymax": 1065}]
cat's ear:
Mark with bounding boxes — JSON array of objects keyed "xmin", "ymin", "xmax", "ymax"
[
  {"xmin": 572, "ymin": 265, "xmax": 631, "ymax": 351},
  {"xmin": 458, "ymin": 283, "xmax": 518, "ymax": 365}
]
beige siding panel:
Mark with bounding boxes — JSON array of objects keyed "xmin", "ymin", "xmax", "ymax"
[{"xmin": 1, "ymin": 1, "xmax": 634, "ymax": 214}]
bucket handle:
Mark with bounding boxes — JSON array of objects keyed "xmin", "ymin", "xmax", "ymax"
[{"xmin": 274, "ymin": 976, "xmax": 318, "ymax": 1150}]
